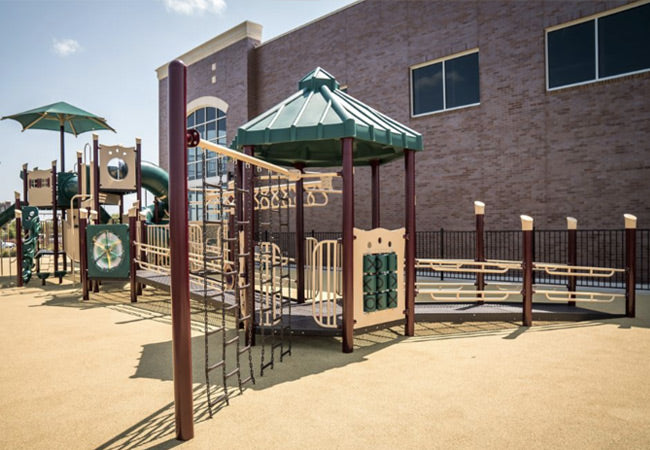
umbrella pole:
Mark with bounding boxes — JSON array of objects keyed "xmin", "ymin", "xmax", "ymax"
[{"xmin": 60, "ymin": 125, "xmax": 65, "ymax": 172}]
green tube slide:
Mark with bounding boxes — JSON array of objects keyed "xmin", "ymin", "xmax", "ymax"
[
  {"xmin": 0, "ymin": 203, "xmax": 15, "ymax": 229},
  {"xmin": 141, "ymin": 161, "xmax": 169, "ymax": 223}
]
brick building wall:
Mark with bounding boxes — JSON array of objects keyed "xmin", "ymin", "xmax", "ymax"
[{"xmin": 159, "ymin": 0, "xmax": 650, "ymax": 232}]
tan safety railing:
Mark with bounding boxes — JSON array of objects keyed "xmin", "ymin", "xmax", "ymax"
[
  {"xmin": 416, "ymin": 258, "xmax": 522, "ymax": 274},
  {"xmin": 311, "ymin": 239, "xmax": 341, "ymax": 328}
]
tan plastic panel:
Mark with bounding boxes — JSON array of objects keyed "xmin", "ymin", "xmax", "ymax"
[
  {"xmin": 353, "ymin": 227, "xmax": 405, "ymax": 329},
  {"xmin": 99, "ymin": 145, "xmax": 137, "ymax": 192},
  {"xmin": 27, "ymin": 169, "xmax": 54, "ymax": 207}
]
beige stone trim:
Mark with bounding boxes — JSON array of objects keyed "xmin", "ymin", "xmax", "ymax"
[
  {"xmin": 520, "ymin": 215, "xmax": 534, "ymax": 231},
  {"xmin": 624, "ymin": 214, "xmax": 637, "ymax": 229},
  {"xmin": 474, "ymin": 201, "xmax": 485, "ymax": 215},
  {"xmin": 156, "ymin": 21, "xmax": 262, "ymax": 80},
  {"xmin": 566, "ymin": 217, "xmax": 577, "ymax": 230},
  {"xmin": 187, "ymin": 96, "xmax": 229, "ymax": 115}
]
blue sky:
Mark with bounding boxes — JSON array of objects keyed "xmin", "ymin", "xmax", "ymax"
[{"xmin": 0, "ymin": 0, "xmax": 356, "ymax": 202}]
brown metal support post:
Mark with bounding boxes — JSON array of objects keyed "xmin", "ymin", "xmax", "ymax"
[
  {"xmin": 567, "ymin": 217, "xmax": 577, "ymax": 307},
  {"xmin": 474, "ymin": 201, "xmax": 485, "ymax": 304},
  {"xmin": 135, "ymin": 138, "xmax": 143, "ymax": 295},
  {"xmin": 624, "ymin": 214, "xmax": 636, "ymax": 318},
  {"xmin": 90, "ymin": 210, "xmax": 99, "ymax": 293},
  {"xmin": 52, "ymin": 161, "xmax": 61, "ymax": 283},
  {"xmin": 342, "ymin": 137, "xmax": 355, "ymax": 353},
  {"xmin": 76, "ymin": 152, "xmax": 83, "ymax": 200},
  {"xmin": 79, "ymin": 209, "xmax": 89, "ymax": 300},
  {"xmin": 243, "ymin": 145, "xmax": 256, "ymax": 346},
  {"xmin": 404, "ymin": 150, "xmax": 416, "ymax": 336},
  {"xmin": 22, "ymin": 164, "xmax": 28, "ymax": 205},
  {"xmin": 93, "ymin": 135, "xmax": 100, "ymax": 219},
  {"xmin": 129, "ymin": 207, "xmax": 138, "ymax": 303},
  {"xmin": 14, "ymin": 192, "xmax": 23, "ymax": 287},
  {"xmin": 168, "ymin": 59, "xmax": 194, "ymax": 441},
  {"xmin": 136, "ymin": 138, "xmax": 142, "ymax": 208},
  {"xmin": 521, "ymin": 215, "xmax": 534, "ymax": 327},
  {"xmin": 294, "ymin": 162, "xmax": 306, "ymax": 304},
  {"xmin": 60, "ymin": 124, "xmax": 65, "ymax": 172},
  {"xmin": 371, "ymin": 160, "xmax": 380, "ymax": 229}
]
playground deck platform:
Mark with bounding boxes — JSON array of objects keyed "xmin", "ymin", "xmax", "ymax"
[{"xmin": 136, "ymin": 270, "xmax": 622, "ymax": 336}]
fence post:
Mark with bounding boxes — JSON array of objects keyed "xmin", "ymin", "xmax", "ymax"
[
  {"xmin": 521, "ymin": 215, "xmax": 534, "ymax": 327},
  {"xmin": 625, "ymin": 214, "xmax": 636, "ymax": 318},
  {"xmin": 14, "ymin": 192, "xmax": 23, "ymax": 287},
  {"xmin": 567, "ymin": 217, "xmax": 577, "ymax": 306},
  {"xmin": 474, "ymin": 201, "xmax": 485, "ymax": 304},
  {"xmin": 440, "ymin": 227, "xmax": 444, "ymax": 281}
]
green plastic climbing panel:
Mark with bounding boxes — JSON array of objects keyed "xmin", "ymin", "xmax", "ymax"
[{"xmin": 362, "ymin": 252, "xmax": 399, "ymax": 313}]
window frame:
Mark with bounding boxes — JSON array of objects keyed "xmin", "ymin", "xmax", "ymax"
[
  {"xmin": 409, "ymin": 48, "xmax": 480, "ymax": 118},
  {"xmin": 545, "ymin": 0, "xmax": 650, "ymax": 91},
  {"xmin": 186, "ymin": 105, "xmax": 227, "ymax": 181}
]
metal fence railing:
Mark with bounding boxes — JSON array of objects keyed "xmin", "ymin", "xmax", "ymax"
[{"xmin": 274, "ymin": 228, "xmax": 649, "ymax": 290}]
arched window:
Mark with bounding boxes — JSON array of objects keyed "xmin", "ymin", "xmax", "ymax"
[{"xmin": 186, "ymin": 106, "xmax": 227, "ymax": 181}]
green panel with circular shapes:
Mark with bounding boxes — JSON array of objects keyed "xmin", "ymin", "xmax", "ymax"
[{"xmin": 86, "ymin": 224, "xmax": 130, "ymax": 279}]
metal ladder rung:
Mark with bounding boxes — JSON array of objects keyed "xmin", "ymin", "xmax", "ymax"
[
  {"xmin": 209, "ymin": 393, "xmax": 229, "ymax": 406},
  {"xmin": 207, "ymin": 360, "xmax": 225, "ymax": 372},
  {"xmin": 240, "ymin": 314, "xmax": 252, "ymax": 322},
  {"xmin": 225, "ymin": 368, "xmax": 240, "ymax": 379},
  {"xmin": 225, "ymin": 336, "xmax": 239, "ymax": 346},
  {"xmin": 206, "ymin": 326, "xmax": 224, "ymax": 336},
  {"xmin": 240, "ymin": 376, "xmax": 254, "ymax": 386},
  {"xmin": 238, "ymin": 345, "xmax": 251, "ymax": 355}
]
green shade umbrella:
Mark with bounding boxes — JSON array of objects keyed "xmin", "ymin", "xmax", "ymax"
[{"xmin": 2, "ymin": 101, "xmax": 116, "ymax": 171}]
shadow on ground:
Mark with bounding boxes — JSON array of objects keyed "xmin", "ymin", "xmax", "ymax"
[{"xmin": 23, "ymin": 281, "xmax": 649, "ymax": 449}]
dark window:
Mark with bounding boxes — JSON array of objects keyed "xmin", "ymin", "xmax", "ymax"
[
  {"xmin": 548, "ymin": 21, "xmax": 595, "ymax": 88},
  {"xmin": 412, "ymin": 62, "xmax": 443, "ymax": 115},
  {"xmin": 411, "ymin": 51, "xmax": 479, "ymax": 116},
  {"xmin": 445, "ymin": 52, "xmax": 480, "ymax": 109},
  {"xmin": 195, "ymin": 108, "xmax": 205, "ymax": 124},
  {"xmin": 547, "ymin": 3, "xmax": 650, "ymax": 89},
  {"xmin": 598, "ymin": 3, "xmax": 650, "ymax": 78}
]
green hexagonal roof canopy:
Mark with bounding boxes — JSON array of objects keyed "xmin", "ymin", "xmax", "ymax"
[{"xmin": 231, "ymin": 67, "xmax": 423, "ymax": 167}]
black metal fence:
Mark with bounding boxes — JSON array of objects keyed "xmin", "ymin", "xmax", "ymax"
[{"xmin": 257, "ymin": 229, "xmax": 650, "ymax": 290}]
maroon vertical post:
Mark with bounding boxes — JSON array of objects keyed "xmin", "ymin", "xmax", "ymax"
[
  {"xmin": 51, "ymin": 161, "xmax": 61, "ymax": 283},
  {"xmin": 90, "ymin": 210, "xmax": 100, "ymax": 293},
  {"xmin": 76, "ymin": 152, "xmax": 83, "ymax": 200},
  {"xmin": 168, "ymin": 59, "xmax": 194, "ymax": 441},
  {"xmin": 243, "ymin": 146, "xmax": 256, "ymax": 346},
  {"xmin": 136, "ymin": 138, "xmax": 142, "ymax": 208},
  {"xmin": 521, "ymin": 215, "xmax": 534, "ymax": 327},
  {"xmin": 371, "ymin": 160, "xmax": 380, "ymax": 229},
  {"xmin": 60, "ymin": 124, "xmax": 65, "ymax": 172},
  {"xmin": 567, "ymin": 217, "xmax": 577, "ymax": 306},
  {"xmin": 624, "ymin": 214, "xmax": 636, "ymax": 318},
  {"xmin": 14, "ymin": 192, "xmax": 23, "ymax": 287},
  {"xmin": 474, "ymin": 201, "xmax": 485, "ymax": 304},
  {"xmin": 22, "ymin": 164, "xmax": 28, "ymax": 205},
  {"xmin": 404, "ymin": 150, "xmax": 416, "ymax": 337},
  {"xmin": 79, "ymin": 209, "xmax": 89, "ymax": 300},
  {"xmin": 129, "ymin": 207, "xmax": 138, "ymax": 303},
  {"xmin": 294, "ymin": 162, "xmax": 306, "ymax": 303},
  {"xmin": 342, "ymin": 137, "xmax": 355, "ymax": 353},
  {"xmin": 93, "ymin": 134, "xmax": 100, "ymax": 218},
  {"xmin": 137, "ymin": 212, "xmax": 146, "ymax": 295}
]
